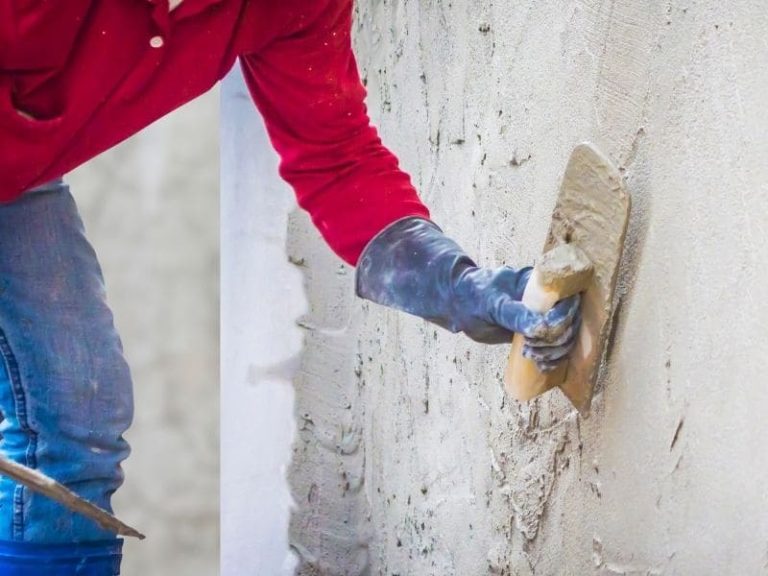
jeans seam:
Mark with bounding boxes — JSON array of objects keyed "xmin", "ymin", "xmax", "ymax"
[{"xmin": 0, "ymin": 327, "xmax": 37, "ymax": 541}]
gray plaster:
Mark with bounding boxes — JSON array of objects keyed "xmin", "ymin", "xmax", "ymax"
[{"xmin": 283, "ymin": 1, "xmax": 768, "ymax": 574}]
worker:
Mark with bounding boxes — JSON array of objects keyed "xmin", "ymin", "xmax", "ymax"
[{"xmin": 0, "ymin": 1, "xmax": 580, "ymax": 574}]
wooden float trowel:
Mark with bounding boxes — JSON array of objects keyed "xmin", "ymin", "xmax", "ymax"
[{"xmin": 504, "ymin": 142, "xmax": 630, "ymax": 414}]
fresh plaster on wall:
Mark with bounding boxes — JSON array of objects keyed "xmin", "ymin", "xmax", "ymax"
[{"xmin": 275, "ymin": 1, "xmax": 768, "ymax": 575}]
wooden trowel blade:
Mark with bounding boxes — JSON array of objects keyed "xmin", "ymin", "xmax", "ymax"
[{"xmin": 505, "ymin": 142, "xmax": 630, "ymax": 414}]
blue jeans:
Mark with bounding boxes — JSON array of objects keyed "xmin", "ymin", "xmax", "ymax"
[{"xmin": 0, "ymin": 180, "xmax": 131, "ymax": 574}]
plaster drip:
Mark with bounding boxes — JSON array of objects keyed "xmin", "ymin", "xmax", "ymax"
[{"xmin": 593, "ymin": 537, "xmax": 663, "ymax": 575}]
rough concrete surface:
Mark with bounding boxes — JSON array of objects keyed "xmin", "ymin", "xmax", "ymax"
[
  {"xmin": 68, "ymin": 89, "xmax": 219, "ymax": 576},
  {"xmin": 268, "ymin": 1, "xmax": 768, "ymax": 575}
]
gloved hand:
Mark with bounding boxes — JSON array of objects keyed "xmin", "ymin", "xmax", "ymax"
[{"xmin": 355, "ymin": 217, "xmax": 581, "ymax": 371}]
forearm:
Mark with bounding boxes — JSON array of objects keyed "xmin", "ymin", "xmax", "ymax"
[{"xmin": 240, "ymin": 0, "xmax": 429, "ymax": 264}]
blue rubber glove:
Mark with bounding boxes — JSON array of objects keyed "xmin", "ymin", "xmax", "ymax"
[{"xmin": 355, "ymin": 218, "xmax": 581, "ymax": 369}]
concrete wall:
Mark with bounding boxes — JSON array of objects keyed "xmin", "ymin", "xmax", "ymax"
[
  {"xmin": 231, "ymin": 1, "xmax": 768, "ymax": 574},
  {"xmin": 67, "ymin": 90, "xmax": 219, "ymax": 576}
]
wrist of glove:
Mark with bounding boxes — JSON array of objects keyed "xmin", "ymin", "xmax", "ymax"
[{"xmin": 355, "ymin": 217, "xmax": 581, "ymax": 370}]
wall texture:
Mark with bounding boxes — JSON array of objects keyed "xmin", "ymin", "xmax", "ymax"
[
  {"xmin": 68, "ymin": 90, "xmax": 219, "ymax": 576},
  {"xmin": 278, "ymin": 1, "xmax": 768, "ymax": 575}
]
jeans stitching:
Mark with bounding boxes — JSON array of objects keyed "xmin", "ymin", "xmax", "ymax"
[{"xmin": 0, "ymin": 327, "xmax": 37, "ymax": 541}]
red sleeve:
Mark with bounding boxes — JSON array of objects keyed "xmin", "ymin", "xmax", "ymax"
[{"xmin": 239, "ymin": 0, "xmax": 430, "ymax": 266}]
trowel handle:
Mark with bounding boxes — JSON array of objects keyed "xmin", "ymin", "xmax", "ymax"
[{"xmin": 504, "ymin": 245, "xmax": 593, "ymax": 401}]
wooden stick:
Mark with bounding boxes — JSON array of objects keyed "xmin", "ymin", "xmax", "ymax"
[
  {"xmin": 505, "ymin": 244, "xmax": 593, "ymax": 401},
  {"xmin": 0, "ymin": 455, "xmax": 145, "ymax": 540}
]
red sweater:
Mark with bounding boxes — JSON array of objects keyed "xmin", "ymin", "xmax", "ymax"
[{"xmin": 0, "ymin": 0, "xmax": 429, "ymax": 264}]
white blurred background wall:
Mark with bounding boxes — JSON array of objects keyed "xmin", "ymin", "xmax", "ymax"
[{"xmin": 67, "ymin": 89, "xmax": 220, "ymax": 576}]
